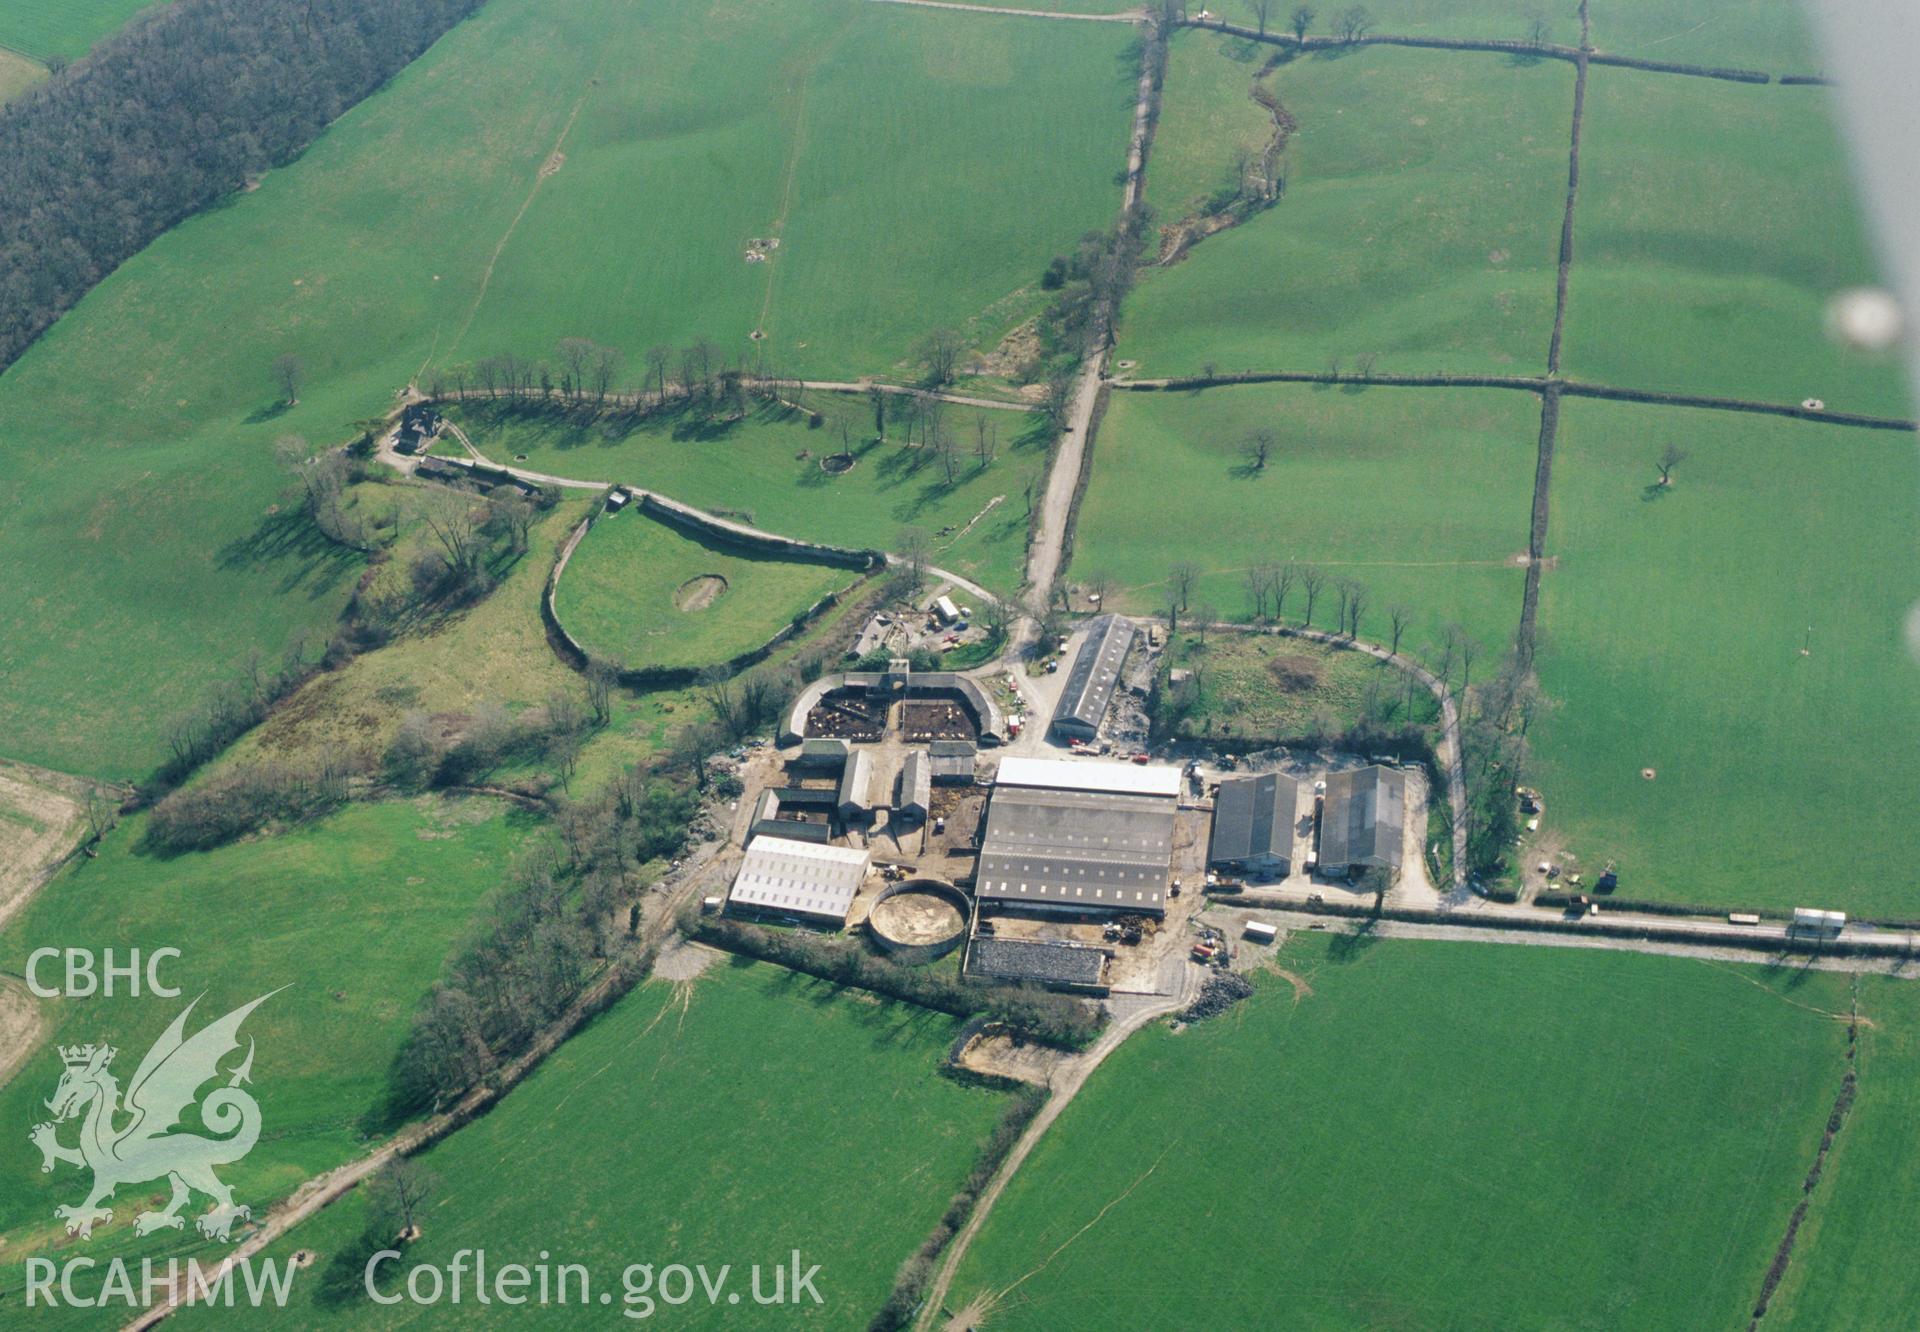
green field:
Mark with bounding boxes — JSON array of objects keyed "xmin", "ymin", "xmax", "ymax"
[
  {"xmin": 1070, "ymin": 384, "xmax": 1533, "ymax": 661},
  {"xmin": 0, "ymin": 797, "xmax": 533, "ymax": 1303},
  {"xmin": 1562, "ymin": 70, "xmax": 1909, "ymax": 417},
  {"xmin": 0, "ymin": 0, "xmax": 155, "ymax": 60},
  {"xmin": 453, "ymin": 397, "xmax": 1048, "ymax": 597},
  {"xmin": 556, "ymin": 509, "xmax": 860, "ymax": 671},
  {"xmin": 0, "ymin": 43, "xmax": 44, "ymax": 100},
  {"xmin": 1142, "ymin": 29, "xmax": 1279, "ymax": 228},
  {"xmin": 1530, "ymin": 399, "xmax": 1920, "ymax": 917},
  {"xmin": 0, "ymin": 0, "xmax": 1130, "ymax": 781},
  {"xmin": 173, "ymin": 958, "xmax": 1010, "ymax": 1328},
  {"xmin": 1767, "ymin": 974, "xmax": 1920, "ymax": 1326},
  {"xmin": 952, "ymin": 932, "xmax": 1848, "ymax": 1329},
  {"xmin": 1119, "ymin": 45, "xmax": 1569, "ymax": 377}
]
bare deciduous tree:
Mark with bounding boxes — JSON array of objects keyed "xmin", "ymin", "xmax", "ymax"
[
  {"xmin": 585, "ymin": 659, "xmax": 619, "ymax": 726},
  {"xmin": 270, "ymin": 352, "xmax": 303, "ymax": 407},
  {"xmin": 369, "ymin": 1159, "xmax": 438, "ymax": 1241},
  {"xmin": 1251, "ymin": 0, "xmax": 1274, "ymax": 35},
  {"xmin": 1290, "ymin": 4, "xmax": 1316, "ymax": 39},
  {"xmin": 646, "ymin": 345, "xmax": 673, "ymax": 402},
  {"xmin": 420, "ymin": 488, "xmax": 487, "ymax": 579},
  {"xmin": 1335, "ymin": 5, "xmax": 1372, "ymax": 41},
  {"xmin": 1272, "ymin": 560, "xmax": 1298, "ymax": 622},
  {"xmin": 1387, "ymin": 604, "xmax": 1412, "ymax": 657},
  {"xmin": 917, "ymin": 327, "xmax": 964, "ymax": 389},
  {"xmin": 557, "ymin": 338, "xmax": 593, "ymax": 402},
  {"xmin": 897, "ymin": 526, "xmax": 934, "ymax": 591},
  {"xmin": 1656, "ymin": 442, "xmax": 1689, "ymax": 485},
  {"xmin": 1344, "ymin": 579, "xmax": 1368, "ymax": 638},
  {"xmin": 1168, "ymin": 561, "xmax": 1200, "ymax": 613},
  {"xmin": 1298, "ymin": 564, "xmax": 1325, "ymax": 626},
  {"xmin": 1241, "ymin": 427, "xmax": 1276, "ymax": 473}
]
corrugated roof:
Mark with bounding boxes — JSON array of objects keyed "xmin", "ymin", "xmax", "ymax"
[
  {"xmin": 1318, "ymin": 766, "xmax": 1406, "ymax": 870},
  {"xmin": 729, "ymin": 836, "xmax": 870, "ymax": 921},
  {"xmin": 898, "ymin": 751, "xmax": 932, "ymax": 811},
  {"xmin": 1209, "ymin": 773, "xmax": 1300, "ymax": 864},
  {"xmin": 1052, "ymin": 614, "xmax": 1136, "ymax": 734},
  {"xmin": 838, "ymin": 749, "xmax": 873, "ymax": 810},
  {"xmin": 995, "ymin": 755, "xmax": 1181, "ymax": 799},
  {"xmin": 976, "ymin": 785, "xmax": 1174, "ymax": 914}
]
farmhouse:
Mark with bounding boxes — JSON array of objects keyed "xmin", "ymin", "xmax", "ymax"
[
  {"xmin": 1050, "ymin": 614, "xmax": 1137, "ymax": 742},
  {"xmin": 1209, "ymin": 772, "xmax": 1301, "ymax": 875},
  {"xmin": 727, "ymin": 836, "xmax": 871, "ymax": 925},
  {"xmin": 974, "ymin": 757, "xmax": 1179, "ymax": 918},
  {"xmin": 897, "ymin": 750, "xmax": 932, "ymax": 823},
  {"xmin": 1317, "ymin": 766, "xmax": 1406, "ymax": 877}
]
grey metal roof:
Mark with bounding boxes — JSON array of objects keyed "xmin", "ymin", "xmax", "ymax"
[
  {"xmin": 1319, "ymin": 766, "xmax": 1406, "ymax": 870},
  {"xmin": 1209, "ymin": 773, "xmax": 1300, "ymax": 864},
  {"xmin": 969, "ymin": 937, "xmax": 1107, "ymax": 986},
  {"xmin": 929, "ymin": 740, "xmax": 977, "ymax": 783},
  {"xmin": 898, "ymin": 751, "xmax": 932, "ymax": 812},
  {"xmin": 797, "ymin": 738, "xmax": 849, "ymax": 768},
  {"xmin": 976, "ymin": 784, "xmax": 1173, "ymax": 914},
  {"xmin": 1052, "ymin": 615, "xmax": 1136, "ymax": 735},
  {"xmin": 837, "ymin": 750, "xmax": 873, "ymax": 812}
]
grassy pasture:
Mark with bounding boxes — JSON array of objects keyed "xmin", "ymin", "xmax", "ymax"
[
  {"xmin": 1530, "ymin": 399, "xmax": 1920, "ymax": 917},
  {"xmin": 174, "ymin": 958, "xmax": 1010, "ymax": 1328},
  {"xmin": 0, "ymin": 0, "xmax": 154, "ymax": 60},
  {"xmin": 0, "ymin": 43, "xmax": 44, "ymax": 101},
  {"xmin": 0, "ymin": 0, "xmax": 1129, "ymax": 781},
  {"xmin": 1589, "ymin": 0, "xmax": 1820, "ymax": 73},
  {"xmin": 1562, "ymin": 70, "xmax": 1910, "ymax": 417},
  {"xmin": 1765, "ymin": 974, "xmax": 1920, "ymax": 1326},
  {"xmin": 952, "ymin": 932, "xmax": 1847, "ymax": 1330},
  {"xmin": 0, "ymin": 796, "xmax": 533, "ymax": 1305},
  {"xmin": 556, "ymin": 509, "xmax": 860, "ymax": 672},
  {"xmin": 1119, "ymin": 45, "xmax": 1570, "ymax": 378},
  {"xmin": 1142, "ymin": 29, "xmax": 1279, "ymax": 226},
  {"xmin": 1070, "ymin": 383, "xmax": 1534, "ymax": 661},
  {"xmin": 1158, "ymin": 627, "xmax": 1442, "ymax": 741},
  {"xmin": 450, "ymin": 397, "xmax": 1048, "ymax": 598},
  {"xmin": 441, "ymin": 0, "xmax": 1133, "ymax": 382}
]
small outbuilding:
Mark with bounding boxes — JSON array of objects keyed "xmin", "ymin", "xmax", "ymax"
[
  {"xmin": 897, "ymin": 751, "xmax": 932, "ymax": 823},
  {"xmin": 928, "ymin": 739, "xmax": 977, "ymax": 785},
  {"xmin": 838, "ymin": 749, "xmax": 874, "ymax": 823}
]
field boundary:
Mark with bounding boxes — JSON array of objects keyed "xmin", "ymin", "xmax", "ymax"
[
  {"xmin": 1184, "ymin": 18, "xmax": 1785, "ymax": 85},
  {"xmin": 542, "ymin": 495, "xmax": 881, "ymax": 688},
  {"xmin": 1107, "ymin": 373, "xmax": 1919, "ymax": 432}
]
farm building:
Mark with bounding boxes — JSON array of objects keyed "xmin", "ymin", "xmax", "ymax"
[
  {"xmin": 849, "ymin": 614, "xmax": 890, "ymax": 660},
  {"xmin": 928, "ymin": 739, "xmax": 977, "ymax": 785},
  {"xmin": 1209, "ymin": 773, "xmax": 1301, "ymax": 875},
  {"xmin": 967, "ymin": 937, "xmax": 1110, "ymax": 990},
  {"xmin": 783, "ymin": 667, "xmax": 1006, "ymax": 746},
  {"xmin": 796, "ymin": 738, "xmax": 850, "ymax": 770},
  {"xmin": 1317, "ymin": 766, "xmax": 1407, "ymax": 877},
  {"xmin": 975, "ymin": 757, "xmax": 1179, "ymax": 918},
  {"xmin": 838, "ymin": 749, "xmax": 874, "ymax": 822},
  {"xmin": 1050, "ymin": 614, "xmax": 1137, "ymax": 741},
  {"xmin": 897, "ymin": 751, "xmax": 932, "ymax": 822},
  {"xmin": 727, "ymin": 836, "xmax": 871, "ymax": 925}
]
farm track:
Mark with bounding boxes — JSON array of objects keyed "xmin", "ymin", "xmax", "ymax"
[
  {"xmin": 868, "ymin": 0, "xmax": 1142, "ymax": 22},
  {"xmin": 916, "ymin": 962, "xmax": 1199, "ymax": 1331}
]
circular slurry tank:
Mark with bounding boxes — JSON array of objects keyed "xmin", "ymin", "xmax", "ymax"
[{"xmin": 867, "ymin": 879, "xmax": 969, "ymax": 963}]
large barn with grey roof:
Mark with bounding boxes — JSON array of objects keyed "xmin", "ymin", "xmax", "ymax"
[
  {"xmin": 974, "ymin": 757, "xmax": 1179, "ymax": 918},
  {"xmin": 1209, "ymin": 772, "xmax": 1301, "ymax": 875},
  {"xmin": 1050, "ymin": 614, "xmax": 1137, "ymax": 742},
  {"xmin": 1317, "ymin": 766, "xmax": 1407, "ymax": 877}
]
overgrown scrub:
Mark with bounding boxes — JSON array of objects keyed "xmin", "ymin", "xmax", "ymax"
[
  {"xmin": 389, "ymin": 768, "xmax": 699, "ymax": 1118},
  {"xmin": 869, "ymin": 1087, "xmax": 1045, "ymax": 1332},
  {"xmin": 145, "ymin": 753, "xmax": 363, "ymax": 852},
  {"xmin": 0, "ymin": 0, "xmax": 487, "ymax": 372},
  {"xmin": 688, "ymin": 915, "xmax": 1104, "ymax": 1049}
]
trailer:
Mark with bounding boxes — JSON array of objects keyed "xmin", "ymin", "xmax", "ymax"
[
  {"xmin": 1243, "ymin": 920, "xmax": 1278, "ymax": 944},
  {"xmin": 1789, "ymin": 907, "xmax": 1847, "ymax": 937}
]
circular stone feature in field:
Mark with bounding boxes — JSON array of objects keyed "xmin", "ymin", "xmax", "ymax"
[
  {"xmin": 819, "ymin": 452, "xmax": 857, "ymax": 475},
  {"xmin": 673, "ymin": 574, "xmax": 729, "ymax": 612},
  {"xmin": 1641, "ymin": 767, "xmax": 1657, "ymax": 781},
  {"xmin": 868, "ymin": 880, "xmax": 968, "ymax": 957}
]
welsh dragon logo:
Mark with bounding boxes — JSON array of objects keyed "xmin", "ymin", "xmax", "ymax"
[{"xmin": 30, "ymin": 991, "xmax": 278, "ymax": 1242}]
